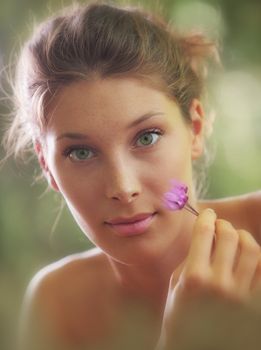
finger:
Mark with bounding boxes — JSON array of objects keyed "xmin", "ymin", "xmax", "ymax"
[
  {"xmin": 185, "ymin": 208, "xmax": 216, "ymax": 275},
  {"xmin": 234, "ymin": 229, "xmax": 260, "ymax": 296},
  {"xmin": 211, "ymin": 219, "xmax": 238, "ymax": 284}
]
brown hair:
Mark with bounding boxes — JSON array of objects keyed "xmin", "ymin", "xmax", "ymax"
[{"xmin": 3, "ymin": 1, "xmax": 218, "ymax": 163}]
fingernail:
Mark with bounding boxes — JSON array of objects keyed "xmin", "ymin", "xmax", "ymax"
[{"xmin": 206, "ymin": 208, "xmax": 215, "ymax": 214}]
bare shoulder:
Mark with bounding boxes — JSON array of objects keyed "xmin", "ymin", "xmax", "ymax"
[
  {"xmin": 21, "ymin": 247, "xmax": 116, "ymax": 345},
  {"xmin": 24, "ymin": 247, "xmax": 109, "ymax": 304},
  {"xmin": 199, "ymin": 190, "xmax": 261, "ymax": 242}
]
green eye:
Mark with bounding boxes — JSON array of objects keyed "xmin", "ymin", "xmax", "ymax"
[
  {"xmin": 69, "ymin": 148, "xmax": 93, "ymax": 161},
  {"xmin": 136, "ymin": 131, "xmax": 161, "ymax": 147}
]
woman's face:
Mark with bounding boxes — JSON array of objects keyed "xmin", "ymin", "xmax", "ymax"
[{"xmin": 42, "ymin": 77, "xmax": 203, "ymax": 264}]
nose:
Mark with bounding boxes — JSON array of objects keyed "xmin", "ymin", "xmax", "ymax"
[{"xmin": 104, "ymin": 158, "xmax": 141, "ymax": 203}]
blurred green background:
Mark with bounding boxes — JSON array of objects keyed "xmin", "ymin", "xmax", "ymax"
[{"xmin": 0, "ymin": 0, "xmax": 260, "ymax": 349}]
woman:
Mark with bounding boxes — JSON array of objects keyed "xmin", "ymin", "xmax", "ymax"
[{"xmin": 3, "ymin": 2, "xmax": 261, "ymax": 349}]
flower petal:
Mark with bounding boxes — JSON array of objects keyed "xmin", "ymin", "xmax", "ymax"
[{"xmin": 163, "ymin": 179, "xmax": 189, "ymax": 211}]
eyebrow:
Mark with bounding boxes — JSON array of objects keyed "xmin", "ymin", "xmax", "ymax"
[{"xmin": 56, "ymin": 111, "xmax": 164, "ymax": 141}]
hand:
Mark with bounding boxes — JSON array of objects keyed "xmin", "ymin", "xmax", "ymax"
[{"xmin": 158, "ymin": 208, "xmax": 261, "ymax": 350}]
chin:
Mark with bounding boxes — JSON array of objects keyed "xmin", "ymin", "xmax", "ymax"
[{"xmin": 101, "ymin": 234, "xmax": 175, "ymax": 267}]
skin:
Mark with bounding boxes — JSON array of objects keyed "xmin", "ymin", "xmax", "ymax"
[{"xmin": 23, "ymin": 77, "xmax": 261, "ymax": 350}]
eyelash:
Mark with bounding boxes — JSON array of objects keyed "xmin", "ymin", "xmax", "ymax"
[
  {"xmin": 134, "ymin": 128, "xmax": 163, "ymax": 148},
  {"xmin": 62, "ymin": 145, "xmax": 95, "ymax": 161},
  {"xmin": 62, "ymin": 127, "xmax": 164, "ymax": 161}
]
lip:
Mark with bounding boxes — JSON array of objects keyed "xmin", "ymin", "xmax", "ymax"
[{"xmin": 105, "ymin": 212, "xmax": 157, "ymax": 236}]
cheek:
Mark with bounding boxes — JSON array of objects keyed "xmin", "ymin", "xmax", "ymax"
[
  {"xmin": 48, "ymin": 157, "xmax": 101, "ymax": 218},
  {"xmin": 147, "ymin": 137, "xmax": 193, "ymax": 190},
  {"xmin": 57, "ymin": 174, "xmax": 98, "ymax": 209},
  {"xmin": 57, "ymin": 175, "xmax": 103, "ymax": 240}
]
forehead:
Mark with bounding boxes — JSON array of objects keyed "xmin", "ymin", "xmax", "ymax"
[{"xmin": 46, "ymin": 77, "xmax": 182, "ymax": 134}]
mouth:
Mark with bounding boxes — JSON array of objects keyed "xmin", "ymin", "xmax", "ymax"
[{"xmin": 105, "ymin": 212, "xmax": 157, "ymax": 236}]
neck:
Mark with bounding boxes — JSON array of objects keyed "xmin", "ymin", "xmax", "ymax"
[{"xmin": 107, "ymin": 215, "xmax": 194, "ymax": 314}]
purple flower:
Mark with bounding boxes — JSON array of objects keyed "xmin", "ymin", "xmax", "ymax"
[{"xmin": 163, "ymin": 180, "xmax": 199, "ymax": 216}]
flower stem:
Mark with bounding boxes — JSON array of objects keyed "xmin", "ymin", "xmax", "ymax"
[{"xmin": 184, "ymin": 203, "xmax": 199, "ymax": 216}]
